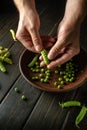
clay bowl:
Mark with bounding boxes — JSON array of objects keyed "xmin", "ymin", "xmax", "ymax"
[{"xmin": 19, "ymin": 36, "xmax": 87, "ymax": 93}]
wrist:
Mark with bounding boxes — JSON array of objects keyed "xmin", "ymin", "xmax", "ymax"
[
  {"xmin": 64, "ymin": 0, "xmax": 87, "ymax": 26},
  {"xmin": 13, "ymin": 0, "xmax": 36, "ymax": 14}
]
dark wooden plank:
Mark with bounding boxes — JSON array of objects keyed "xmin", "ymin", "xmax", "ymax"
[
  {"xmin": 61, "ymin": 82, "xmax": 87, "ymax": 130},
  {"xmin": 0, "ymin": 75, "xmax": 41, "ymax": 130},
  {"xmin": 23, "ymin": 90, "xmax": 76, "ymax": 130},
  {"xmin": 39, "ymin": 0, "xmax": 66, "ymax": 35},
  {"xmin": 35, "ymin": 0, "xmax": 50, "ymax": 14},
  {"xmin": 0, "ymin": 41, "xmax": 24, "ymax": 101},
  {"xmin": 0, "ymin": 15, "xmax": 18, "ymax": 48}
]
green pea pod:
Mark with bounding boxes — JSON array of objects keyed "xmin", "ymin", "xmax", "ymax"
[
  {"xmin": 4, "ymin": 58, "xmax": 13, "ymax": 64},
  {"xmin": 0, "ymin": 46, "xmax": 3, "ymax": 50},
  {"xmin": 0, "ymin": 56, "xmax": 4, "ymax": 62},
  {"xmin": 28, "ymin": 54, "xmax": 39, "ymax": 67},
  {"xmin": 10, "ymin": 29, "xmax": 17, "ymax": 41},
  {"xmin": 0, "ymin": 48, "xmax": 8, "ymax": 55},
  {"xmin": 4, "ymin": 51, "xmax": 10, "ymax": 58},
  {"xmin": 0, "ymin": 61, "xmax": 6, "ymax": 72},
  {"xmin": 59, "ymin": 101, "xmax": 81, "ymax": 108},
  {"xmin": 75, "ymin": 106, "xmax": 87, "ymax": 128},
  {"xmin": 41, "ymin": 49, "xmax": 50, "ymax": 65}
]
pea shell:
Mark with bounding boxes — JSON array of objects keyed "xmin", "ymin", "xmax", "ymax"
[
  {"xmin": 75, "ymin": 106, "xmax": 87, "ymax": 128},
  {"xmin": 41, "ymin": 49, "xmax": 50, "ymax": 65},
  {"xmin": 59, "ymin": 101, "xmax": 81, "ymax": 108}
]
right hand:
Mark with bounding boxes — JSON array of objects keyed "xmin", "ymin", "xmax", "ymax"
[{"xmin": 16, "ymin": 5, "xmax": 43, "ymax": 53}]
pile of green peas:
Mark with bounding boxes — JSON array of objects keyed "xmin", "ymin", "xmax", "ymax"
[
  {"xmin": 29, "ymin": 60, "xmax": 52, "ymax": 83},
  {"xmin": 28, "ymin": 52, "xmax": 79, "ymax": 89},
  {"xmin": 0, "ymin": 45, "xmax": 13, "ymax": 73},
  {"xmin": 53, "ymin": 60, "xmax": 79, "ymax": 88}
]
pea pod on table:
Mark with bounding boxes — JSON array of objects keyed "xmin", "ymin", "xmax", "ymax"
[
  {"xmin": 0, "ymin": 61, "xmax": 6, "ymax": 72},
  {"xmin": 75, "ymin": 106, "xmax": 87, "ymax": 128},
  {"xmin": 0, "ymin": 45, "xmax": 13, "ymax": 73},
  {"xmin": 10, "ymin": 29, "xmax": 17, "ymax": 41},
  {"xmin": 59, "ymin": 101, "xmax": 81, "ymax": 108}
]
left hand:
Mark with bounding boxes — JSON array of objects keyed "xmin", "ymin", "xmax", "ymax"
[{"xmin": 40, "ymin": 18, "xmax": 80, "ymax": 69}]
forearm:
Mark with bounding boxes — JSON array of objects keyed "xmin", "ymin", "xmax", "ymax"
[
  {"xmin": 13, "ymin": 0, "xmax": 36, "ymax": 13},
  {"xmin": 63, "ymin": 0, "xmax": 87, "ymax": 26}
]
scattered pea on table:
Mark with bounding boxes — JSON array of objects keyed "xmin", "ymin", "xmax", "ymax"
[{"xmin": 21, "ymin": 95, "xmax": 27, "ymax": 100}]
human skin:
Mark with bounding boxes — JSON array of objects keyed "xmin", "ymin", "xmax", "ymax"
[
  {"xmin": 13, "ymin": 0, "xmax": 87, "ymax": 69},
  {"xmin": 40, "ymin": 0, "xmax": 87, "ymax": 69},
  {"xmin": 13, "ymin": 0, "xmax": 43, "ymax": 52},
  {"xmin": 46, "ymin": 0, "xmax": 87, "ymax": 69}
]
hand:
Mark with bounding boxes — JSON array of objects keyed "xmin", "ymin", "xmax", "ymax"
[
  {"xmin": 40, "ymin": 18, "xmax": 80, "ymax": 69},
  {"xmin": 47, "ymin": 19, "xmax": 80, "ymax": 69},
  {"xmin": 14, "ymin": 0, "xmax": 43, "ymax": 53},
  {"xmin": 40, "ymin": 0, "xmax": 87, "ymax": 69}
]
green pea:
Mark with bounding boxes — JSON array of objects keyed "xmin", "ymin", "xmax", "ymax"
[
  {"xmin": 40, "ymin": 78, "xmax": 44, "ymax": 83},
  {"xmin": 36, "ymin": 65, "xmax": 39, "ymax": 69},
  {"xmin": 45, "ymin": 72, "xmax": 50, "ymax": 76},
  {"xmin": 32, "ymin": 76, "xmax": 39, "ymax": 80},
  {"xmin": 41, "ymin": 49, "xmax": 50, "ymax": 65},
  {"xmin": 69, "ymin": 77, "xmax": 75, "ymax": 82},
  {"xmin": 14, "ymin": 87, "xmax": 19, "ymax": 93},
  {"xmin": 57, "ymin": 85, "xmax": 62, "ymax": 89},
  {"xmin": 35, "ymin": 69, "xmax": 39, "ymax": 73},
  {"xmin": 60, "ymin": 71, "xmax": 64, "ymax": 75},
  {"xmin": 46, "ymin": 75, "xmax": 50, "ymax": 80},
  {"xmin": 58, "ymin": 77, "xmax": 63, "ymax": 81},
  {"xmin": 44, "ymin": 78, "xmax": 48, "ymax": 83},
  {"xmin": 32, "ymin": 69, "xmax": 36, "ymax": 73},
  {"xmin": 21, "ymin": 95, "xmax": 27, "ymax": 100},
  {"xmin": 46, "ymin": 70, "xmax": 51, "ymax": 73},
  {"xmin": 35, "ymin": 61, "xmax": 39, "ymax": 66},
  {"xmin": 75, "ymin": 106, "xmax": 87, "ymax": 128},
  {"xmin": 60, "ymin": 81, "xmax": 65, "ymax": 85},
  {"xmin": 40, "ymin": 68, "xmax": 45, "ymax": 73},
  {"xmin": 59, "ymin": 101, "xmax": 81, "ymax": 108},
  {"xmin": 54, "ymin": 70, "xmax": 58, "ymax": 74},
  {"xmin": 28, "ymin": 54, "xmax": 39, "ymax": 67},
  {"xmin": 39, "ymin": 73, "xmax": 44, "ymax": 78},
  {"xmin": 54, "ymin": 81, "xmax": 58, "ymax": 86},
  {"xmin": 65, "ymin": 78, "xmax": 69, "ymax": 82}
]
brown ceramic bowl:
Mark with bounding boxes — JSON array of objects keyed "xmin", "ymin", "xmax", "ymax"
[{"xmin": 19, "ymin": 36, "xmax": 87, "ymax": 93}]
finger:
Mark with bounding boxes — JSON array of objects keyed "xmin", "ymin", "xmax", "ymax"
[
  {"xmin": 16, "ymin": 26, "xmax": 37, "ymax": 52},
  {"xmin": 29, "ymin": 27, "xmax": 43, "ymax": 52},
  {"xmin": 40, "ymin": 61, "xmax": 46, "ymax": 67},
  {"xmin": 47, "ymin": 48, "xmax": 78, "ymax": 69},
  {"xmin": 48, "ymin": 37, "xmax": 68, "ymax": 60},
  {"xmin": 39, "ymin": 55, "xmax": 43, "ymax": 60}
]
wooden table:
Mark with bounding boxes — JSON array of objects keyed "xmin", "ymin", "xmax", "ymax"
[{"xmin": 0, "ymin": 0, "xmax": 87, "ymax": 130}]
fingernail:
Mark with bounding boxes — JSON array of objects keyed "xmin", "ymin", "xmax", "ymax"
[
  {"xmin": 48, "ymin": 53, "xmax": 53, "ymax": 60},
  {"xmin": 36, "ymin": 45, "xmax": 42, "ymax": 52}
]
